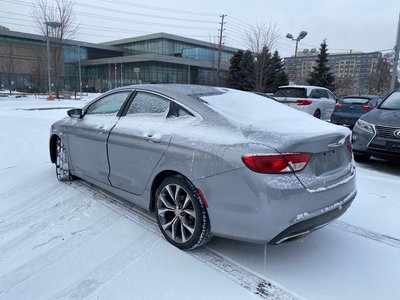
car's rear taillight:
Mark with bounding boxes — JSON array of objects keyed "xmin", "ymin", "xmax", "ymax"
[
  {"xmin": 335, "ymin": 103, "xmax": 343, "ymax": 109},
  {"xmin": 242, "ymin": 153, "xmax": 312, "ymax": 174},
  {"xmin": 296, "ymin": 99, "xmax": 313, "ymax": 106},
  {"xmin": 347, "ymin": 143, "xmax": 353, "ymax": 153},
  {"xmin": 362, "ymin": 105, "xmax": 374, "ymax": 111}
]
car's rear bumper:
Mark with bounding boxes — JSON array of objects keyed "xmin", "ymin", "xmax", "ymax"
[
  {"xmin": 203, "ymin": 166, "xmax": 356, "ymax": 244},
  {"xmin": 269, "ymin": 195, "xmax": 354, "ymax": 244}
]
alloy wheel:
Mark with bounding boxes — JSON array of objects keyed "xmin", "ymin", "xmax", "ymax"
[{"xmin": 157, "ymin": 183, "xmax": 196, "ymax": 244}]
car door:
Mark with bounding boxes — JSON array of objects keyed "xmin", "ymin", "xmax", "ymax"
[
  {"xmin": 66, "ymin": 90, "xmax": 132, "ymax": 184},
  {"xmin": 107, "ymin": 91, "xmax": 173, "ymax": 195}
]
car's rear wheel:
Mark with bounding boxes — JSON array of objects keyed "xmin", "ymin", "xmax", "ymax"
[
  {"xmin": 354, "ymin": 152, "xmax": 370, "ymax": 162},
  {"xmin": 56, "ymin": 137, "xmax": 73, "ymax": 181},
  {"xmin": 155, "ymin": 175, "xmax": 211, "ymax": 250},
  {"xmin": 313, "ymin": 109, "xmax": 321, "ymax": 119}
]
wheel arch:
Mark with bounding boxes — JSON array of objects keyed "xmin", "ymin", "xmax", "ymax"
[{"xmin": 149, "ymin": 170, "xmax": 181, "ymax": 212}]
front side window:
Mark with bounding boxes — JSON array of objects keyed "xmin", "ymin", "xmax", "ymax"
[
  {"xmin": 127, "ymin": 92, "xmax": 170, "ymax": 118},
  {"xmin": 86, "ymin": 91, "xmax": 131, "ymax": 115}
]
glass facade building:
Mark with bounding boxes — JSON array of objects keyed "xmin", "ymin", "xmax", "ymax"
[
  {"xmin": 82, "ymin": 33, "xmax": 237, "ymax": 92},
  {"xmin": 1, "ymin": 29, "xmax": 236, "ymax": 93}
]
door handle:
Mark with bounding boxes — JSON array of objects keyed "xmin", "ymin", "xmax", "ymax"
[{"xmin": 145, "ymin": 134, "xmax": 161, "ymax": 143}]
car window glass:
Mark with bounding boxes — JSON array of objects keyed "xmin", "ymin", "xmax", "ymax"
[
  {"xmin": 379, "ymin": 91, "xmax": 400, "ymax": 110},
  {"xmin": 127, "ymin": 92, "xmax": 169, "ymax": 118},
  {"xmin": 328, "ymin": 91, "xmax": 336, "ymax": 100},
  {"xmin": 273, "ymin": 88, "xmax": 306, "ymax": 98},
  {"xmin": 86, "ymin": 92, "xmax": 130, "ymax": 115},
  {"xmin": 167, "ymin": 102, "xmax": 195, "ymax": 119},
  {"xmin": 370, "ymin": 99, "xmax": 378, "ymax": 107},
  {"xmin": 318, "ymin": 89, "xmax": 329, "ymax": 98},
  {"xmin": 342, "ymin": 98, "xmax": 369, "ymax": 104},
  {"xmin": 310, "ymin": 90, "xmax": 323, "ymax": 99}
]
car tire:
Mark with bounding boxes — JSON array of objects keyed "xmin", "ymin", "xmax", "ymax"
[
  {"xmin": 155, "ymin": 175, "xmax": 211, "ymax": 250},
  {"xmin": 354, "ymin": 152, "xmax": 370, "ymax": 162},
  {"xmin": 56, "ymin": 137, "xmax": 73, "ymax": 181},
  {"xmin": 313, "ymin": 109, "xmax": 321, "ymax": 119}
]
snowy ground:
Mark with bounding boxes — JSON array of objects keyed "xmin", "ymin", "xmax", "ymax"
[{"xmin": 0, "ymin": 94, "xmax": 399, "ymax": 300}]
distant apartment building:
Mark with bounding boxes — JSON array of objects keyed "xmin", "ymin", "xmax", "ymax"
[
  {"xmin": 283, "ymin": 51, "xmax": 391, "ymax": 95},
  {"xmin": 0, "ymin": 28, "xmax": 237, "ymax": 93}
]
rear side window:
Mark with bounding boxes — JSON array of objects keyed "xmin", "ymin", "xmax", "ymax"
[
  {"xmin": 273, "ymin": 88, "xmax": 306, "ymax": 98},
  {"xmin": 310, "ymin": 89, "xmax": 328, "ymax": 99},
  {"xmin": 342, "ymin": 98, "xmax": 370, "ymax": 104}
]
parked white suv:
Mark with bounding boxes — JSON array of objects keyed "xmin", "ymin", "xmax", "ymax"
[{"xmin": 273, "ymin": 85, "xmax": 337, "ymax": 120}]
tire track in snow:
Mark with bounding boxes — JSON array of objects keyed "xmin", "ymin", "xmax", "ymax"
[
  {"xmin": 332, "ymin": 220, "xmax": 400, "ymax": 249},
  {"xmin": 0, "ymin": 212, "xmax": 120, "ymax": 295},
  {"xmin": 0, "ymin": 179, "xmax": 69, "ymax": 226},
  {"xmin": 0, "ymin": 194, "xmax": 84, "ymax": 237},
  {"xmin": 68, "ymin": 180, "xmax": 300, "ymax": 300},
  {"xmin": 0, "ymin": 198, "xmax": 93, "ymax": 261},
  {"xmin": 48, "ymin": 232, "xmax": 161, "ymax": 300}
]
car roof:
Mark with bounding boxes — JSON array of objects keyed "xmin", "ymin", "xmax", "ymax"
[
  {"xmin": 343, "ymin": 94, "xmax": 381, "ymax": 100},
  {"xmin": 277, "ymin": 85, "xmax": 332, "ymax": 93}
]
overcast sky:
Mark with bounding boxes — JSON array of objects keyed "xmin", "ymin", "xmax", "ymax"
[{"xmin": 1, "ymin": 0, "xmax": 399, "ymax": 57}]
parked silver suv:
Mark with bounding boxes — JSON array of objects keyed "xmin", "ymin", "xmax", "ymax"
[{"xmin": 273, "ymin": 85, "xmax": 337, "ymax": 120}]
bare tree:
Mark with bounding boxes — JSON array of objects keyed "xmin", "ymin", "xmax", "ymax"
[
  {"xmin": 335, "ymin": 75, "xmax": 356, "ymax": 96},
  {"xmin": 0, "ymin": 43, "xmax": 19, "ymax": 95},
  {"xmin": 29, "ymin": 50, "xmax": 47, "ymax": 92},
  {"xmin": 244, "ymin": 22, "xmax": 280, "ymax": 92},
  {"xmin": 368, "ymin": 54, "xmax": 391, "ymax": 95},
  {"xmin": 31, "ymin": 0, "xmax": 79, "ymax": 98}
]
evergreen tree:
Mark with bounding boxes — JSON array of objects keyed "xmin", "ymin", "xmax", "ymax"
[
  {"xmin": 307, "ymin": 39, "xmax": 335, "ymax": 90},
  {"xmin": 265, "ymin": 51, "xmax": 288, "ymax": 92},
  {"xmin": 227, "ymin": 50, "xmax": 244, "ymax": 89},
  {"xmin": 255, "ymin": 46, "xmax": 272, "ymax": 92},
  {"xmin": 227, "ymin": 50, "xmax": 255, "ymax": 91},
  {"xmin": 240, "ymin": 50, "xmax": 256, "ymax": 91}
]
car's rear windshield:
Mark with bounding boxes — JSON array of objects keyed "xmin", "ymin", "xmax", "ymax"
[
  {"xmin": 342, "ymin": 98, "xmax": 370, "ymax": 104},
  {"xmin": 273, "ymin": 88, "xmax": 307, "ymax": 98},
  {"xmin": 380, "ymin": 91, "xmax": 400, "ymax": 110}
]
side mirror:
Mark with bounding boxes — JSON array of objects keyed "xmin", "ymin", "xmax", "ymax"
[{"xmin": 67, "ymin": 108, "xmax": 83, "ymax": 118}]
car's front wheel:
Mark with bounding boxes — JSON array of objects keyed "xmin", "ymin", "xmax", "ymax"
[
  {"xmin": 56, "ymin": 137, "xmax": 73, "ymax": 181},
  {"xmin": 155, "ymin": 175, "xmax": 211, "ymax": 250}
]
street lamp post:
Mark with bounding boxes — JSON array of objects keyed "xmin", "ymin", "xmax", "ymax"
[
  {"xmin": 286, "ymin": 31, "xmax": 308, "ymax": 84},
  {"xmin": 45, "ymin": 21, "xmax": 62, "ymax": 98}
]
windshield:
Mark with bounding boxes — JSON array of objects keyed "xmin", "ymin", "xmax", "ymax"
[
  {"xmin": 273, "ymin": 88, "xmax": 307, "ymax": 98},
  {"xmin": 379, "ymin": 91, "xmax": 400, "ymax": 110}
]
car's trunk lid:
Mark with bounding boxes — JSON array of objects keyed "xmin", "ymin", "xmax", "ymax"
[{"xmin": 244, "ymin": 127, "xmax": 354, "ymax": 191}]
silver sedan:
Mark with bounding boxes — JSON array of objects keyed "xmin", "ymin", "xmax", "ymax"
[{"xmin": 50, "ymin": 85, "xmax": 356, "ymax": 250}]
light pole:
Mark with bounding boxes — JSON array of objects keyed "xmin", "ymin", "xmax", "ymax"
[
  {"xmin": 286, "ymin": 31, "xmax": 308, "ymax": 84},
  {"xmin": 45, "ymin": 21, "xmax": 62, "ymax": 98}
]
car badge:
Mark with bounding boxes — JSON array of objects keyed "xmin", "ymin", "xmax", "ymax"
[{"xmin": 394, "ymin": 129, "xmax": 400, "ymax": 139}]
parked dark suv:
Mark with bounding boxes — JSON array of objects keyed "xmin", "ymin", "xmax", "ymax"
[{"xmin": 352, "ymin": 90, "xmax": 400, "ymax": 162}]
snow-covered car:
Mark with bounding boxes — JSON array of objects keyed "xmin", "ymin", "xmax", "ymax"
[
  {"xmin": 49, "ymin": 85, "xmax": 356, "ymax": 250},
  {"xmin": 273, "ymin": 85, "xmax": 337, "ymax": 120},
  {"xmin": 352, "ymin": 90, "xmax": 400, "ymax": 162}
]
